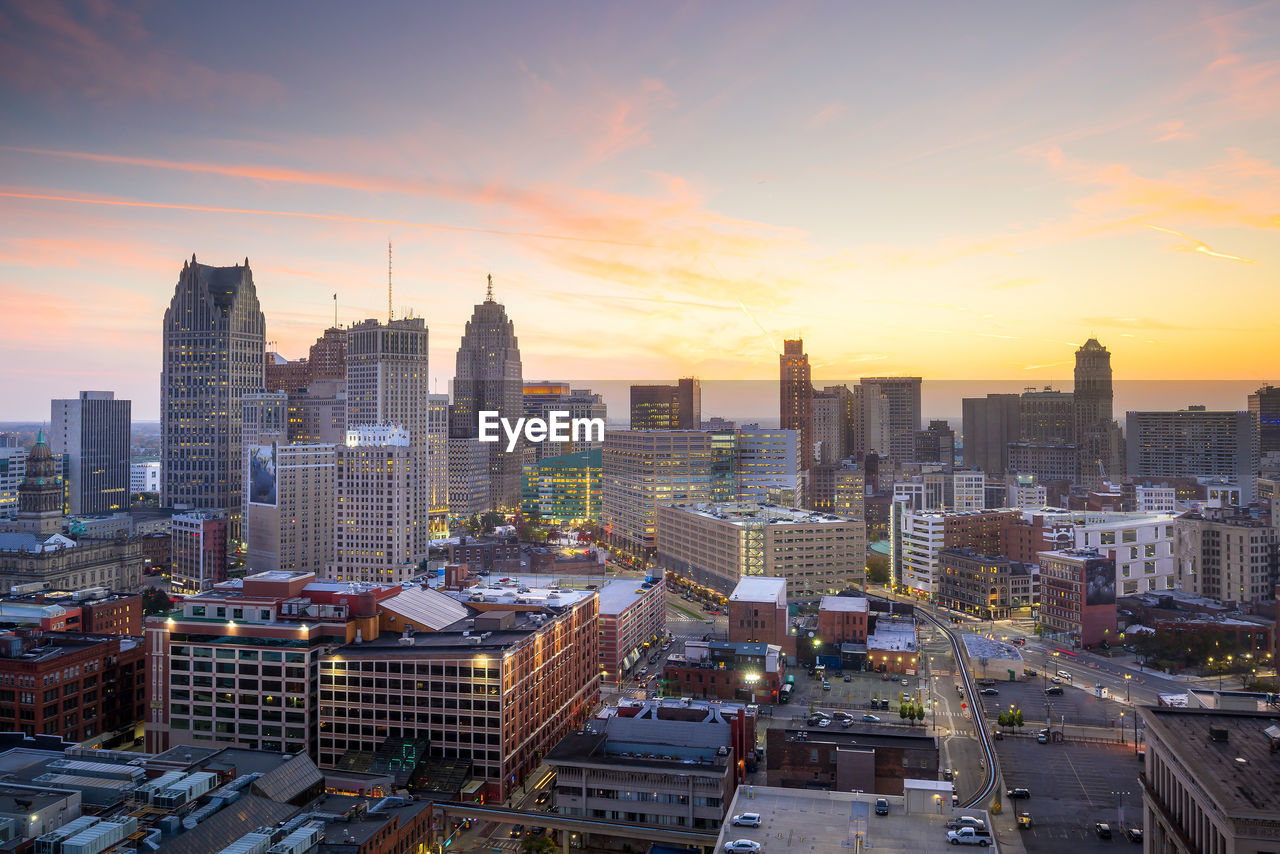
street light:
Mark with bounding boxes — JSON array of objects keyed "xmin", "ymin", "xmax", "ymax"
[{"xmin": 1124, "ymin": 673, "xmax": 1131, "ymax": 703}]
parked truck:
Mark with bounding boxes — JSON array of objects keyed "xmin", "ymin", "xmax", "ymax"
[{"xmin": 946, "ymin": 827, "xmax": 992, "ymax": 846}]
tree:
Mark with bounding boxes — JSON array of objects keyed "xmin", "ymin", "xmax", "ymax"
[
  {"xmin": 519, "ymin": 836, "xmax": 556, "ymax": 854},
  {"xmin": 899, "ymin": 703, "xmax": 909, "ymax": 722},
  {"xmin": 1013, "ymin": 708, "xmax": 1024, "ymax": 731},
  {"xmin": 142, "ymin": 587, "xmax": 171, "ymax": 615},
  {"xmin": 865, "ymin": 551, "xmax": 890, "ymax": 585},
  {"xmin": 912, "ymin": 704, "xmax": 925, "ymax": 725},
  {"xmin": 997, "ymin": 710, "xmax": 1010, "ymax": 730}
]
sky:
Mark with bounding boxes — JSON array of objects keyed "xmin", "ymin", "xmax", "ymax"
[{"xmin": 1, "ymin": 0, "xmax": 1278, "ymax": 420}]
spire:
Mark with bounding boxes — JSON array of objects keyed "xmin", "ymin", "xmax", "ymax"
[
  {"xmin": 388, "ymin": 240, "xmax": 394, "ymax": 321},
  {"xmin": 485, "ymin": 273, "xmax": 494, "ymax": 303},
  {"xmin": 36, "ymin": 428, "xmax": 43, "ymax": 444}
]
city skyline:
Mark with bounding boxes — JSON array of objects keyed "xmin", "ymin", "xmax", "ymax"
[{"xmin": 1, "ymin": 2, "xmax": 1278, "ymax": 419}]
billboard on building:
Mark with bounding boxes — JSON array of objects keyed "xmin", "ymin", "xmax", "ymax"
[
  {"xmin": 1084, "ymin": 558, "xmax": 1116, "ymax": 606},
  {"xmin": 248, "ymin": 444, "xmax": 277, "ymax": 506}
]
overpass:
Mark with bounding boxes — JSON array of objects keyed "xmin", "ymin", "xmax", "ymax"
[{"xmin": 435, "ymin": 801, "xmax": 718, "ymax": 853}]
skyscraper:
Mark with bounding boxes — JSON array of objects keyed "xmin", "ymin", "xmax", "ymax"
[
  {"xmin": 49, "ymin": 391, "xmax": 131, "ymax": 515},
  {"xmin": 1126, "ymin": 408, "xmax": 1260, "ymax": 503},
  {"xmin": 1248, "ymin": 385, "xmax": 1280, "ymax": 454},
  {"xmin": 1074, "ymin": 338, "xmax": 1122, "ymax": 487},
  {"xmin": 161, "ymin": 256, "xmax": 266, "ymax": 541},
  {"xmin": 526, "ymin": 382, "xmax": 607, "ymax": 458},
  {"xmin": 859, "ymin": 377, "xmax": 922, "ymax": 464},
  {"xmin": 629, "ymin": 378, "xmax": 699, "ymax": 430},
  {"xmin": 451, "ymin": 276, "xmax": 524, "ymax": 509},
  {"xmin": 962, "ymin": 394, "xmax": 1020, "ymax": 475},
  {"xmin": 780, "ymin": 339, "xmax": 814, "ymax": 502},
  {"xmin": 343, "ymin": 316, "xmax": 429, "ymax": 560}
]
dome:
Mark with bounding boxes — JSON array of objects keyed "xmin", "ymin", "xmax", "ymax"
[{"xmin": 28, "ymin": 429, "xmax": 52, "ymax": 461}]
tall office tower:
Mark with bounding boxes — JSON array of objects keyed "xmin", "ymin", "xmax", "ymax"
[
  {"xmin": 735, "ymin": 425, "xmax": 799, "ymax": 503},
  {"xmin": 48, "ymin": 391, "xmax": 130, "ymax": 515},
  {"xmin": 813, "ymin": 386, "xmax": 852, "ymax": 464},
  {"xmin": 602, "ymin": 430, "xmax": 715, "ymax": 555},
  {"xmin": 859, "ymin": 377, "xmax": 921, "ymax": 464},
  {"xmin": 345, "ymin": 316, "xmax": 429, "ymax": 558},
  {"xmin": 780, "ymin": 340, "xmax": 814, "ymax": 504},
  {"xmin": 170, "ymin": 510, "xmax": 228, "ymax": 595},
  {"xmin": 161, "ymin": 256, "xmax": 266, "ymax": 541},
  {"xmin": 709, "ymin": 427, "xmax": 739, "ymax": 502},
  {"xmin": 427, "ymin": 393, "xmax": 449, "ymax": 535},
  {"xmin": 629, "ymin": 379, "xmax": 700, "ymax": 430},
  {"xmin": 447, "ymin": 435, "xmax": 490, "ymax": 521},
  {"xmin": 0, "ymin": 436, "xmax": 24, "ymax": 521},
  {"xmin": 1126, "ymin": 408, "xmax": 1260, "ymax": 504},
  {"xmin": 1019, "ymin": 387, "xmax": 1074, "ymax": 443},
  {"xmin": 450, "ymin": 278, "xmax": 524, "ymax": 509},
  {"xmin": 962, "ymin": 393, "xmax": 1020, "ymax": 475},
  {"xmin": 524, "ymin": 382, "xmax": 607, "ymax": 459},
  {"xmin": 265, "ymin": 326, "xmax": 347, "ymax": 393},
  {"xmin": 287, "ymin": 377, "xmax": 346, "ymax": 444},
  {"xmin": 330, "ymin": 425, "xmax": 416, "ymax": 584},
  {"xmin": 1074, "ymin": 338, "xmax": 1121, "ymax": 487},
  {"xmin": 913, "ymin": 419, "xmax": 955, "ymax": 465},
  {"xmin": 854, "ymin": 383, "xmax": 891, "ymax": 459},
  {"xmin": 1248, "ymin": 385, "xmax": 1280, "ymax": 454},
  {"xmin": 241, "ymin": 392, "xmax": 288, "ymax": 544}
]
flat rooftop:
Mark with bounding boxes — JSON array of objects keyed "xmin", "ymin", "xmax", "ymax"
[
  {"xmin": 960, "ymin": 635, "xmax": 1024, "ymax": 661},
  {"xmin": 669, "ymin": 502, "xmax": 850, "ymax": 526},
  {"xmin": 820, "ymin": 595, "xmax": 869, "ymax": 613},
  {"xmin": 1142, "ymin": 707, "xmax": 1280, "ymax": 815},
  {"xmin": 730, "ymin": 577, "xmax": 787, "ymax": 604},
  {"xmin": 717, "ymin": 786, "xmax": 993, "ymax": 854},
  {"xmin": 777, "ymin": 726, "xmax": 938, "ymax": 751},
  {"xmin": 597, "ymin": 579, "xmax": 659, "ymax": 615}
]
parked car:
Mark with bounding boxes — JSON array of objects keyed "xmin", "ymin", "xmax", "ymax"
[
  {"xmin": 862, "ymin": 714, "xmax": 881, "ymax": 722},
  {"xmin": 817, "ymin": 718, "xmax": 832, "ymax": 727},
  {"xmin": 1007, "ymin": 788, "xmax": 1031, "ymax": 799},
  {"xmin": 890, "ymin": 674, "xmax": 900, "ymax": 682},
  {"xmin": 1095, "ymin": 823, "xmax": 1112, "ymax": 839},
  {"xmin": 1045, "ymin": 685, "xmax": 1064, "ymax": 696},
  {"xmin": 874, "ymin": 798, "xmax": 889, "ymax": 816},
  {"xmin": 843, "ymin": 674, "xmax": 852, "ymax": 682},
  {"xmin": 724, "ymin": 841, "xmax": 762, "ymax": 853},
  {"xmin": 1124, "ymin": 826, "xmax": 1144, "ymax": 843},
  {"xmin": 822, "ymin": 681, "xmax": 831, "ymax": 691},
  {"xmin": 946, "ymin": 816, "xmax": 986, "ymax": 831},
  {"xmin": 942, "ymin": 768, "xmax": 955, "ymax": 781},
  {"xmin": 731, "ymin": 813, "xmax": 761, "ymax": 827},
  {"xmin": 1036, "ymin": 732, "xmax": 1049, "ymax": 744},
  {"xmin": 979, "ymin": 688, "xmax": 999, "ymax": 696}
]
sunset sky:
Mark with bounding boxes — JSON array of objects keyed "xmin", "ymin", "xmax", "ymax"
[{"xmin": 1, "ymin": 1, "xmax": 1278, "ymax": 419}]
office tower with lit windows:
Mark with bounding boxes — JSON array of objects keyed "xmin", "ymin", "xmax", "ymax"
[
  {"xmin": 1127, "ymin": 408, "xmax": 1260, "ymax": 504},
  {"xmin": 1248, "ymin": 385, "xmax": 1280, "ymax": 455},
  {"xmin": 859, "ymin": 377, "xmax": 921, "ymax": 464},
  {"xmin": 427, "ymin": 393, "xmax": 449, "ymax": 535},
  {"xmin": 735, "ymin": 425, "xmax": 799, "ymax": 504},
  {"xmin": 450, "ymin": 278, "xmax": 524, "ymax": 509},
  {"xmin": 780, "ymin": 340, "xmax": 814, "ymax": 504},
  {"xmin": 329, "ymin": 425, "xmax": 416, "ymax": 585},
  {"xmin": 813, "ymin": 385, "xmax": 852, "ymax": 464},
  {"xmin": 522, "ymin": 448, "xmax": 602, "ymax": 524},
  {"xmin": 524, "ymin": 382, "xmax": 607, "ymax": 459},
  {"xmin": 49, "ymin": 391, "xmax": 130, "ymax": 515},
  {"xmin": 161, "ymin": 256, "xmax": 266, "ymax": 541},
  {"xmin": 602, "ymin": 430, "xmax": 716, "ymax": 554},
  {"xmin": 1019, "ymin": 387, "xmax": 1074, "ymax": 444},
  {"xmin": 630, "ymin": 378, "xmax": 700, "ymax": 430}
]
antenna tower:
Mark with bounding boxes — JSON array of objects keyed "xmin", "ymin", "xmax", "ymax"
[{"xmin": 388, "ymin": 240, "xmax": 394, "ymax": 321}]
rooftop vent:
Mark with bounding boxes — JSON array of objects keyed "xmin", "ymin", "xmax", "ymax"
[{"xmin": 1209, "ymin": 726, "xmax": 1230, "ymax": 743}]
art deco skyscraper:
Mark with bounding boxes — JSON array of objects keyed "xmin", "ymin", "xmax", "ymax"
[
  {"xmin": 161, "ymin": 256, "xmax": 266, "ymax": 541},
  {"xmin": 1074, "ymin": 338, "xmax": 1122, "ymax": 487},
  {"xmin": 450, "ymin": 276, "xmax": 524, "ymax": 509},
  {"xmin": 780, "ymin": 339, "xmax": 814, "ymax": 503}
]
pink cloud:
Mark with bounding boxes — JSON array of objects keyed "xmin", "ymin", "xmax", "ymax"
[{"xmin": 807, "ymin": 101, "xmax": 846, "ymax": 129}]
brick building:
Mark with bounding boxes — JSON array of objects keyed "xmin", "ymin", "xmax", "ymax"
[
  {"xmin": 662, "ymin": 641, "xmax": 784, "ymax": 702},
  {"xmin": 817, "ymin": 595, "xmax": 869, "ymax": 645},
  {"xmin": 1038, "ymin": 548, "xmax": 1118, "ymax": 647},
  {"xmin": 727, "ymin": 576, "xmax": 793, "ymax": 655},
  {"xmin": 765, "ymin": 726, "xmax": 938, "ymax": 795},
  {"xmin": 447, "ymin": 536, "xmax": 521, "ymax": 575},
  {"xmin": 937, "ymin": 548, "xmax": 1037, "ymax": 620},
  {"xmin": 598, "ymin": 578, "xmax": 667, "ymax": 684}
]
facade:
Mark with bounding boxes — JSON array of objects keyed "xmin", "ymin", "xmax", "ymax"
[
  {"xmin": 913, "ymin": 419, "xmax": 955, "ymax": 465},
  {"xmin": 329, "ymin": 426, "xmax": 415, "ymax": 585},
  {"xmin": 49, "ymin": 391, "xmax": 131, "ymax": 516},
  {"xmin": 780, "ymin": 341, "xmax": 814, "ymax": 498},
  {"xmin": 6, "ymin": 432, "xmax": 63, "ymax": 538},
  {"xmin": 345, "ymin": 317, "xmax": 430, "ymax": 559},
  {"xmin": 598, "ymin": 578, "xmax": 667, "ymax": 683},
  {"xmin": 1127, "ymin": 409, "xmax": 1260, "ymax": 504},
  {"xmin": 734, "ymin": 425, "xmax": 798, "ymax": 503},
  {"xmin": 813, "ymin": 386, "xmax": 851, "ymax": 464},
  {"xmin": 866, "ymin": 616, "xmax": 918, "ymax": 674},
  {"xmin": 317, "ymin": 586, "xmax": 600, "ymax": 801},
  {"xmin": 629, "ymin": 379, "xmax": 700, "ymax": 431},
  {"xmin": 427, "ymin": 393, "xmax": 449, "ymax": 535},
  {"xmin": 130, "ymin": 461, "xmax": 161, "ymax": 495},
  {"xmin": 817, "ymin": 595, "xmax": 869, "ymax": 645},
  {"xmin": 0, "ymin": 632, "xmax": 143, "ymax": 742},
  {"xmin": 446, "ymin": 536, "xmax": 520, "ymax": 574},
  {"xmin": 936, "ymin": 548, "xmax": 1037, "ymax": 620},
  {"xmin": 245, "ymin": 443, "xmax": 336, "ymax": 576},
  {"xmin": 728, "ymin": 576, "xmax": 791, "ymax": 650},
  {"xmin": 1135, "ymin": 485, "xmax": 1177, "ymax": 513},
  {"xmin": 1037, "ymin": 548, "xmax": 1118, "ymax": 646},
  {"xmin": 449, "ymin": 279, "xmax": 524, "ymax": 510},
  {"xmin": 170, "ymin": 511, "xmax": 228, "ymax": 595},
  {"xmin": 890, "ymin": 508, "xmax": 1021, "ymax": 596},
  {"xmin": 962, "ymin": 393, "xmax": 1020, "ymax": 476},
  {"xmin": 601, "ymin": 430, "xmax": 715, "ymax": 553},
  {"xmin": 143, "ymin": 570, "xmax": 399, "ymax": 757},
  {"xmin": 1067, "ymin": 510, "xmax": 1178, "ymax": 596},
  {"xmin": 859, "ymin": 377, "xmax": 921, "ymax": 464},
  {"xmin": 161, "ymin": 257, "xmax": 266, "ymax": 541},
  {"xmin": 1019, "ymin": 388, "xmax": 1074, "ymax": 443},
  {"xmin": 765, "ymin": 726, "xmax": 938, "ymax": 795},
  {"xmin": 288, "ymin": 378, "xmax": 346, "ymax": 444},
  {"xmin": 446, "ymin": 436, "xmax": 490, "ymax": 522},
  {"xmin": 656, "ymin": 502, "xmax": 866, "ymax": 604},
  {"xmin": 1175, "ymin": 507, "xmax": 1279, "ymax": 605},
  {"xmin": 1138, "ymin": 707, "xmax": 1280, "ymax": 854},
  {"xmin": 548, "ymin": 700, "xmax": 749, "ymax": 830},
  {"xmin": 662, "ymin": 640, "xmax": 784, "ymax": 701},
  {"xmin": 523, "ymin": 382, "xmax": 607, "ymax": 460},
  {"xmin": 1248, "ymin": 384, "xmax": 1280, "ymax": 454},
  {"xmin": 0, "ymin": 439, "xmax": 25, "ymax": 520},
  {"xmin": 521, "ymin": 449, "xmax": 602, "ymax": 524},
  {"xmin": 266, "ymin": 326, "xmax": 346, "ymax": 394},
  {"xmin": 1007, "ymin": 441, "xmax": 1078, "ymax": 484},
  {"xmin": 0, "ymin": 535, "xmax": 147, "ymax": 595},
  {"xmin": 1075, "ymin": 338, "xmax": 1121, "ymax": 489}
]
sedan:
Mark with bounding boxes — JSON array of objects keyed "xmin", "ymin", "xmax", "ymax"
[
  {"xmin": 509, "ymin": 825, "xmax": 525, "ymax": 838},
  {"xmin": 1124, "ymin": 827, "xmax": 1144, "ymax": 843},
  {"xmin": 862, "ymin": 714, "xmax": 881, "ymax": 723},
  {"xmin": 534, "ymin": 791, "xmax": 551, "ymax": 805},
  {"xmin": 817, "ymin": 718, "xmax": 832, "ymax": 727},
  {"xmin": 724, "ymin": 841, "xmax": 762, "ymax": 853},
  {"xmin": 979, "ymin": 688, "xmax": 999, "ymax": 696},
  {"xmin": 1095, "ymin": 823, "xmax": 1112, "ymax": 840},
  {"xmin": 1007, "ymin": 788, "xmax": 1031, "ymax": 799}
]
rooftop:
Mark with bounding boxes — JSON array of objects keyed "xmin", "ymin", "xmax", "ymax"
[
  {"xmin": 820, "ymin": 595, "xmax": 869, "ymax": 614},
  {"xmin": 1141, "ymin": 707, "xmax": 1280, "ymax": 815},
  {"xmin": 960, "ymin": 634, "xmax": 1024, "ymax": 661},
  {"xmin": 867, "ymin": 619, "xmax": 917, "ymax": 653},
  {"xmin": 716, "ymin": 786, "xmax": 989, "ymax": 854},
  {"xmin": 597, "ymin": 579, "xmax": 660, "ymax": 615},
  {"xmin": 730, "ymin": 577, "xmax": 787, "ymax": 604},
  {"xmin": 777, "ymin": 726, "xmax": 938, "ymax": 751},
  {"xmin": 669, "ymin": 502, "xmax": 850, "ymax": 526}
]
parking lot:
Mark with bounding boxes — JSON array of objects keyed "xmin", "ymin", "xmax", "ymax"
[
  {"xmin": 996, "ymin": 735, "xmax": 1145, "ymax": 853},
  {"xmin": 973, "ymin": 675, "xmax": 1136, "ymax": 734}
]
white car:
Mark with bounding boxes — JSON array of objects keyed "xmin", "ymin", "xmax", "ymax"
[
  {"xmin": 817, "ymin": 718, "xmax": 832, "ymax": 727},
  {"xmin": 724, "ymin": 841, "xmax": 762, "ymax": 853},
  {"xmin": 731, "ymin": 813, "xmax": 761, "ymax": 827}
]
